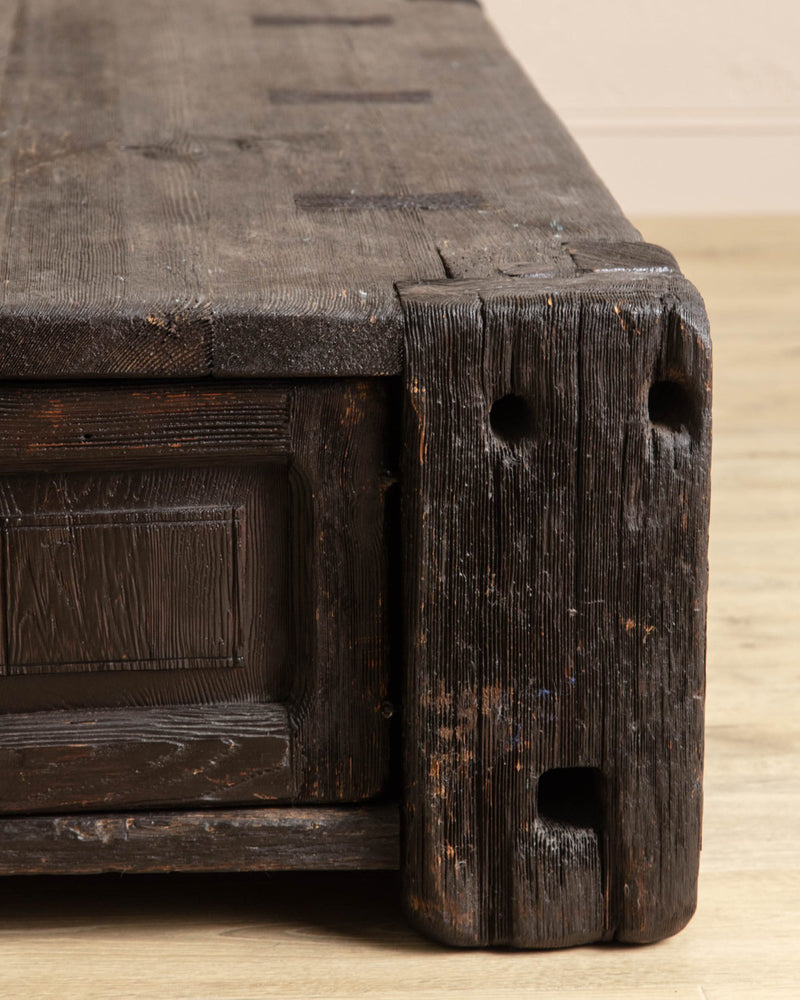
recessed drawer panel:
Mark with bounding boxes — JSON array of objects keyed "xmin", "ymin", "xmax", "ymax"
[
  {"xmin": 0, "ymin": 379, "xmax": 393, "ymax": 813},
  {"xmin": 0, "ymin": 462, "xmax": 289, "ymax": 712},
  {"xmin": 4, "ymin": 506, "xmax": 242, "ymax": 675}
]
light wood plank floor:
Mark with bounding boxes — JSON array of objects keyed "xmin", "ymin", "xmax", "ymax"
[{"xmin": 1, "ymin": 217, "xmax": 798, "ymax": 999}]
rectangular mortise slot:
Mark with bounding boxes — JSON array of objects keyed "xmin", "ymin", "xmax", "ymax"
[
  {"xmin": 269, "ymin": 90, "xmax": 431, "ymax": 104},
  {"xmin": 294, "ymin": 191, "xmax": 485, "ymax": 212},
  {"xmin": 537, "ymin": 767, "xmax": 605, "ymax": 830},
  {"xmin": 251, "ymin": 15, "xmax": 393, "ymax": 27}
]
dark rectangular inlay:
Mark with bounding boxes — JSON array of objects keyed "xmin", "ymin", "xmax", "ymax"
[
  {"xmin": 252, "ymin": 15, "xmax": 393, "ymax": 27},
  {"xmin": 270, "ymin": 89, "xmax": 431, "ymax": 105},
  {"xmin": 295, "ymin": 191, "xmax": 485, "ymax": 212}
]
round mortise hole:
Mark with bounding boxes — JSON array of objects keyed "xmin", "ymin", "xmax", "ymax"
[
  {"xmin": 648, "ymin": 379, "xmax": 695, "ymax": 434},
  {"xmin": 489, "ymin": 393, "xmax": 535, "ymax": 446}
]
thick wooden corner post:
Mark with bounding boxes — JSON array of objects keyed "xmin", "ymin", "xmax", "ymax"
[{"xmin": 398, "ymin": 267, "xmax": 711, "ymax": 947}]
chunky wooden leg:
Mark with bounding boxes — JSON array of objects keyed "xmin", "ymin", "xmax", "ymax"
[{"xmin": 399, "ymin": 263, "xmax": 711, "ymax": 947}]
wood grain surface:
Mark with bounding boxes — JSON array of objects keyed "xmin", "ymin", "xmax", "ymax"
[
  {"xmin": 400, "ymin": 268, "xmax": 710, "ymax": 946},
  {"xmin": 0, "ymin": 0, "xmax": 710, "ymax": 947},
  {"xmin": 0, "ymin": 217, "xmax": 793, "ymax": 997},
  {"xmin": 0, "ymin": 704, "xmax": 292, "ymax": 814},
  {"xmin": 0, "ymin": 803, "xmax": 400, "ymax": 874},
  {"xmin": 0, "ymin": 379, "xmax": 392, "ymax": 811},
  {"xmin": 0, "ymin": 0, "xmax": 637, "ymax": 377}
]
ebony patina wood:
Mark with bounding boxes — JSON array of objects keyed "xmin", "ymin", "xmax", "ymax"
[
  {"xmin": 0, "ymin": 380, "xmax": 393, "ymax": 812},
  {"xmin": 0, "ymin": 0, "xmax": 711, "ymax": 950},
  {"xmin": 0, "ymin": 0, "xmax": 637, "ymax": 378},
  {"xmin": 400, "ymin": 270, "xmax": 711, "ymax": 946},
  {"xmin": 0, "ymin": 803, "xmax": 400, "ymax": 873}
]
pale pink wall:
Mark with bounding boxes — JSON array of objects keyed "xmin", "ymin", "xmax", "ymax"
[{"xmin": 483, "ymin": 0, "xmax": 800, "ymax": 213}]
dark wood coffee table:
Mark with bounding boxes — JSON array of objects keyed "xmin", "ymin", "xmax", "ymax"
[{"xmin": 0, "ymin": 0, "xmax": 711, "ymax": 948}]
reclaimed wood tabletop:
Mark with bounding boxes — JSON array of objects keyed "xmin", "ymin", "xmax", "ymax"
[{"xmin": 0, "ymin": 0, "xmax": 636, "ymax": 378}]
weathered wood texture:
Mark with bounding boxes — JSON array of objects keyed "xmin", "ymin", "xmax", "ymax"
[
  {"xmin": 0, "ymin": 0, "xmax": 637, "ymax": 377},
  {"xmin": 0, "ymin": 803, "xmax": 400, "ymax": 874},
  {"xmin": 0, "ymin": 705, "xmax": 291, "ymax": 814},
  {"xmin": 0, "ymin": 0, "xmax": 712, "ymax": 952},
  {"xmin": 0, "ymin": 380, "xmax": 392, "ymax": 811},
  {"xmin": 288, "ymin": 380, "xmax": 394, "ymax": 801},
  {"xmin": 400, "ymin": 268, "xmax": 711, "ymax": 947},
  {"xmin": 0, "ymin": 382, "xmax": 291, "ymax": 467}
]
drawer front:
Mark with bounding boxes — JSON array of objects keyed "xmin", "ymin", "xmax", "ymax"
[{"xmin": 0, "ymin": 379, "xmax": 394, "ymax": 813}]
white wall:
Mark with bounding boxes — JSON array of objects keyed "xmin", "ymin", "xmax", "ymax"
[{"xmin": 482, "ymin": 0, "xmax": 800, "ymax": 214}]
